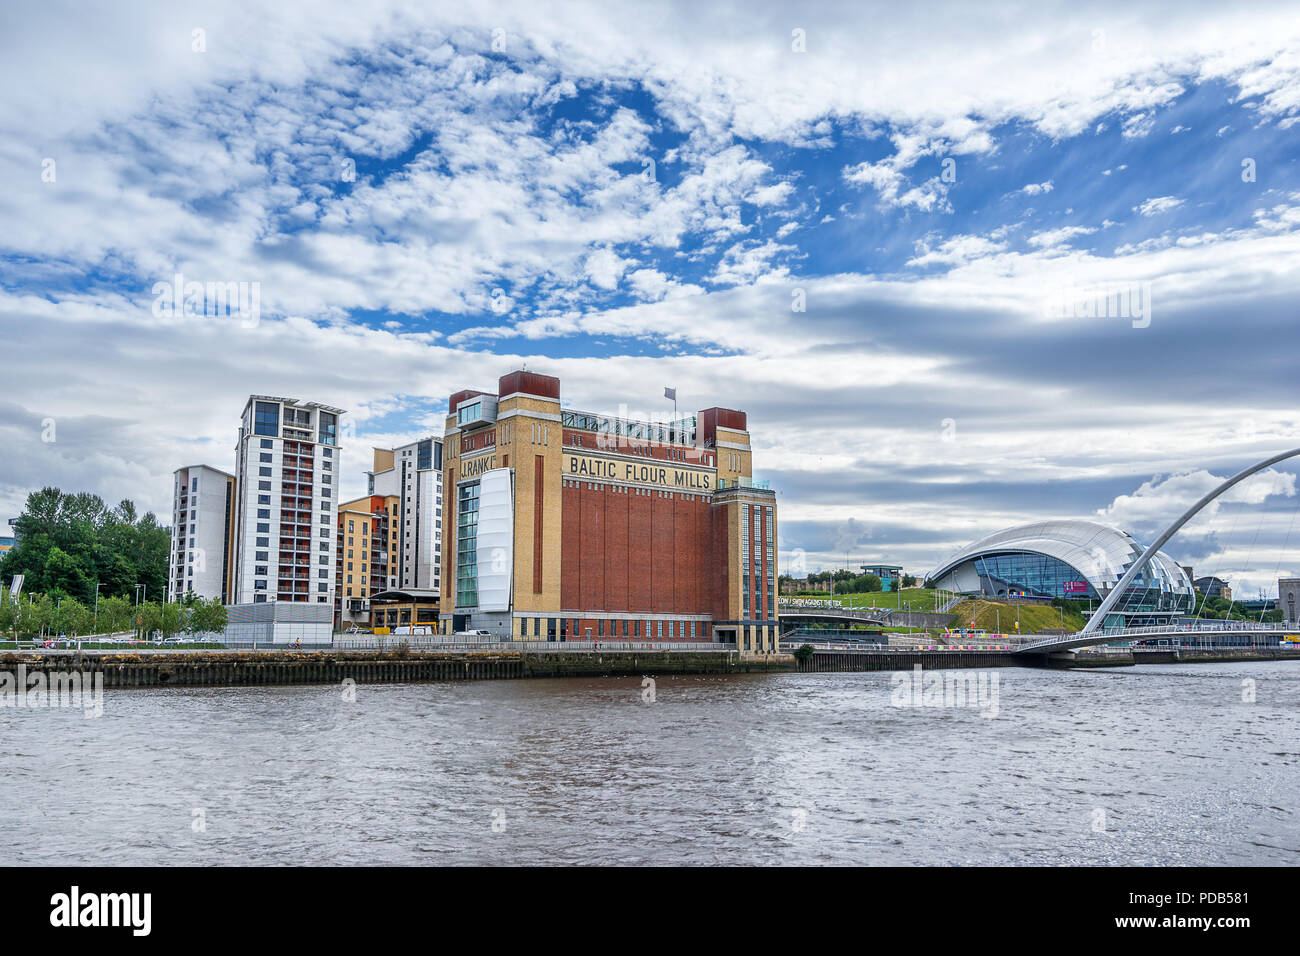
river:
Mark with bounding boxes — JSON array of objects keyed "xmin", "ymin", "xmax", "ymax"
[{"xmin": 2, "ymin": 661, "xmax": 1296, "ymax": 865}]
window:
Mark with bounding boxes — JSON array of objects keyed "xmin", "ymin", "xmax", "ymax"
[
  {"xmin": 323, "ymin": 447, "xmax": 332, "ymax": 458},
  {"xmin": 191, "ymin": 477, "xmax": 198, "ymax": 492},
  {"xmin": 318, "ymin": 570, "xmax": 328, "ymax": 579},
  {"xmin": 255, "ymin": 565, "xmax": 267, "ymax": 576},
  {"xmin": 258, "ymin": 481, "xmax": 271, "ymax": 491},
  {"xmin": 254, "ymin": 580, "xmax": 267, "ymax": 590},
  {"xmin": 258, "ymin": 494, "xmax": 270, "ymax": 504},
  {"xmin": 318, "ymin": 583, "xmax": 328, "ymax": 592},
  {"xmin": 258, "ymin": 467, "xmax": 271, "ymax": 477},
  {"xmin": 259, "ymin": 453, "xmax": 272, "ymax": 463},
  {"xmin": 257, "ymin": 509, "xmax": 270, "ymax": 519},
  {"xmin": 318, "ymin": 412, "xmax": 338, "ymax": 447},
  {"xmin": 257, "ymin": 522, "xmax": 269, "ymax": 533},
  {"xmin": 260, "ymin": 438, "xmax": 273, "ymax": 449},
  {"xmin": 254, "ymin": 401, "xmax": 279, "ymax": 436},
  {"xmin": 455, "ymin": 482, "xmax": 481, "ymax": 607},
  {"xmin": 255, "ymin": 551, "xmax": 268, "ymax": 561},
  {"xmin": 256, "ymin": 537, "xmax": 269, "ymax": 547}
]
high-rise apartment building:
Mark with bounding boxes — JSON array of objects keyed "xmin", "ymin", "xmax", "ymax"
[
  {"xmin": 230, "ymin": 396, "xmax": 345, "ymax": 605},
  {"xmin": 335, "ymin": 493, "xmax": 397, "ymax": 629},
  {"xmin": 367, "ymin": 437, "xmax": 443, "ymax": 593},
  {"xmin": 167, "ymin": 464, "xmax": 237, "ymax": 602}
]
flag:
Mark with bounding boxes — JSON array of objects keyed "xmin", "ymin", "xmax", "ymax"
[{"xmin": 664, "ymin": 387, "xmax": 676, "ymax": 400}]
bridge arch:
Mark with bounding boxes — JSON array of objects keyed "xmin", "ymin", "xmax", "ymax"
[{"xmin": 1079, "ymin": 446, "xmax": 1300, "ymax": 634}]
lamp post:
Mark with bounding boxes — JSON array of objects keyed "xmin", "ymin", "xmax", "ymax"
[{"xmin": 134, "ymin": 584, "xmax": 146, "ymax": 640}]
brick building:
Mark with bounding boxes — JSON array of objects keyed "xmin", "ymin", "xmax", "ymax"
[{"xmin": 439, "ymin": 370, "xmax": 779, "ymax": 652}]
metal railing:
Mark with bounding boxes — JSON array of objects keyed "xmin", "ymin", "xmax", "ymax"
[{"xmin": 328, "ymin": 639, "xmax": 738, "ymax": 653}]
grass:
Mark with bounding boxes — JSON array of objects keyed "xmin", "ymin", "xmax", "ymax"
[
  {"xmin": 947, "ymin": 599, "xmax": 1086, "ymax": 635},
  {"xmin": 784, "ymin": 587, "xmax": 948, "ymax": 611}
]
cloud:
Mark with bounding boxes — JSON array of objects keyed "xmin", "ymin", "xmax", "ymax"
[{"xmin": 1136, "ymin": 196, "xmax": 1186, "ymax": 216}]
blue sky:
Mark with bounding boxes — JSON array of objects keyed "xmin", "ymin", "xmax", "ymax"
[{"xmin": 2, "ymin": 0, "xmax": 1300, "ymax": 594}]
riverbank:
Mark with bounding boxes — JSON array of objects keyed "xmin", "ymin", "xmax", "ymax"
[
  {"xmin": 3, "ymin": 645, "xmax": 1296, "ymax": 689},
  {"xmin": 0, "ymin": 649, "xmax": 792, "ymax": 688}
]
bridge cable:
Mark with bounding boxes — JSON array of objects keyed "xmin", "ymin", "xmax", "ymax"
[
  {"xmin": 1191, "ymin": 481, "xmax": 1245, "ymax": 640},
  {"xmin": 1261, "ymin": 484, "xmax": 1300, "ymax": 623}
]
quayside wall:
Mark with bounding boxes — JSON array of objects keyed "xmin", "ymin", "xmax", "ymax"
[{"xmin": 0, "ymin": 650, "xmax": 791, "ymax": 689}]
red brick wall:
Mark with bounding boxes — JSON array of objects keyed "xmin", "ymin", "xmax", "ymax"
[{"xmin": 560, "ymin": 481, "xmax": 717, "ymax": 615}]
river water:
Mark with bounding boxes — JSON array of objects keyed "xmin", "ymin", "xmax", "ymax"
[{"xmin": 2, "ymin": 661, "xmax": 1296, "ymax": 865}]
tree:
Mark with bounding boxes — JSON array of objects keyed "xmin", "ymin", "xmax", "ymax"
[
  {"xmin": 93, "ymin": 595, "xmax": 128, "ymax": 635},
  {"xmin": 0, "ymin": 487, "xmax": 170, "ymax": 605},
  {"xmin": 186, "ymin": 597, "xmax": 227, "ymax": 635}
]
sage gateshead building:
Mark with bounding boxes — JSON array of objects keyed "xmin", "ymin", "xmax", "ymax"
[
  {"xmin": 438, "ymin": 370, "xmax": 779, "ymax": 653},
  {"xmin": 928, "ymin": 519, "xmax": 1195, "ymax": 628}
]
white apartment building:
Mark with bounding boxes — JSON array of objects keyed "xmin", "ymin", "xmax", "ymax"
[
  {"xmin": 231, "ymin": 395, "xmax": 345, "ymax": 605},
  {"xmin": 168, "ymin": 464, "xmax": 236, "ymax": 602},
  {"xmin": 368, "ymin": 437, "xmax": 443, "ymax": 593}
]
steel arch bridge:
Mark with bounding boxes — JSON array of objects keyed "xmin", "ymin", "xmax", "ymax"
[{"xmin": 1014, "ymin": 446, "xmax": 1300, "ymax": 656}]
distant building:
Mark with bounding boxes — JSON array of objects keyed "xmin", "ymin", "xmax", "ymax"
[
  {"xmin": 929, "ymin": 520, "xmax": 1194, "ymax": 629},
  {"xmin": 335, "ymin": 495, "xmax": 395, "ymax": 630},
  {"xmin": 366, "ymin": 437, "xmax": 444, "ymax": 593},
  {"xmin": 0, "ymin": 517, "xmax": 15, "ymax": 554},
  {"xmin": 1194, "ymin": 576, "xmax": 1232, "ymax": 601},
  {"xmin": 861, "ymin": 564, "xmax": 903, "ymax": 591},
  {"xmin": 1279, "ymin": 577, "xmax": 1300, "ymax": 623},
  {"xmin": 168, "ymin": 465, "xmax": 237, "ymax": 603}
]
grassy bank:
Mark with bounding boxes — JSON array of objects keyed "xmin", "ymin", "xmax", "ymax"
[{"xmin": 948, "ymin": 599, "xmax": 1086, "ymax": 634}]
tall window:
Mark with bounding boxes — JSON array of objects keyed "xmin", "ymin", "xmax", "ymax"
[
  {"xmin": 253, "ymin": 401, "xmax": 279, "ymax": 436},
  {"xmin": 456, "ymin": 482, "xmax": 480, "ymax": 606},
  {"xmin": 318, "ymin": 411, "xmax": 338, "ymax": 447},
  {"xmin": 765, "ymin": 506, "xmax": 776, "ymax": 619},
  {"xmin": 741, "ymin": 504, "xmax": 750, "ymax": 617}
]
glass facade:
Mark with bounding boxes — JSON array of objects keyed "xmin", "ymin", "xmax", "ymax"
[
  {"xmin": 973, "ymin": 551, "xmax": 1099, "ymax": 599},
  {"xmin": 318, "ymin": 411, "xmax": 337, "ymax": 446},
  {"xmin": 253, "ymin": 401, "xmax": 279, "ymax": 436},
  {"xmin": 455, "ymin": 481, "xmax": 480, "ymax": 607},
  {"xmin": 560, "ymin": 410, "xmax": 697, "ymax": 446}
]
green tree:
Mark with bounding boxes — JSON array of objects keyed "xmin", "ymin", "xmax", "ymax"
[
  {"xmin": 186, "ymin": 597, "xmax": 227, "ymax": 635},
  {"xmin": 96, "ymin": 595, "xmax": 131, "ymax": 635}
]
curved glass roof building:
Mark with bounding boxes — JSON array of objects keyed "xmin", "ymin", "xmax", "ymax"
[{"xmin": 928, "ymin": 520, "xmax": 1194, "ymax": 627}]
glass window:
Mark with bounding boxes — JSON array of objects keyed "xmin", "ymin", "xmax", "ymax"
[
  {"xmin": 254, "ymin": 401, "xmax": 279, "ymax": 437},
  {"xmin": 318, "ymin": 412, "xmax": 338, "ymax": 447}
]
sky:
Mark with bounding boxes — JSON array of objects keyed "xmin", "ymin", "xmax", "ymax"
[{"xmin": 2, "ymin": 0, "xmax": 1299, "ymax": 595}]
